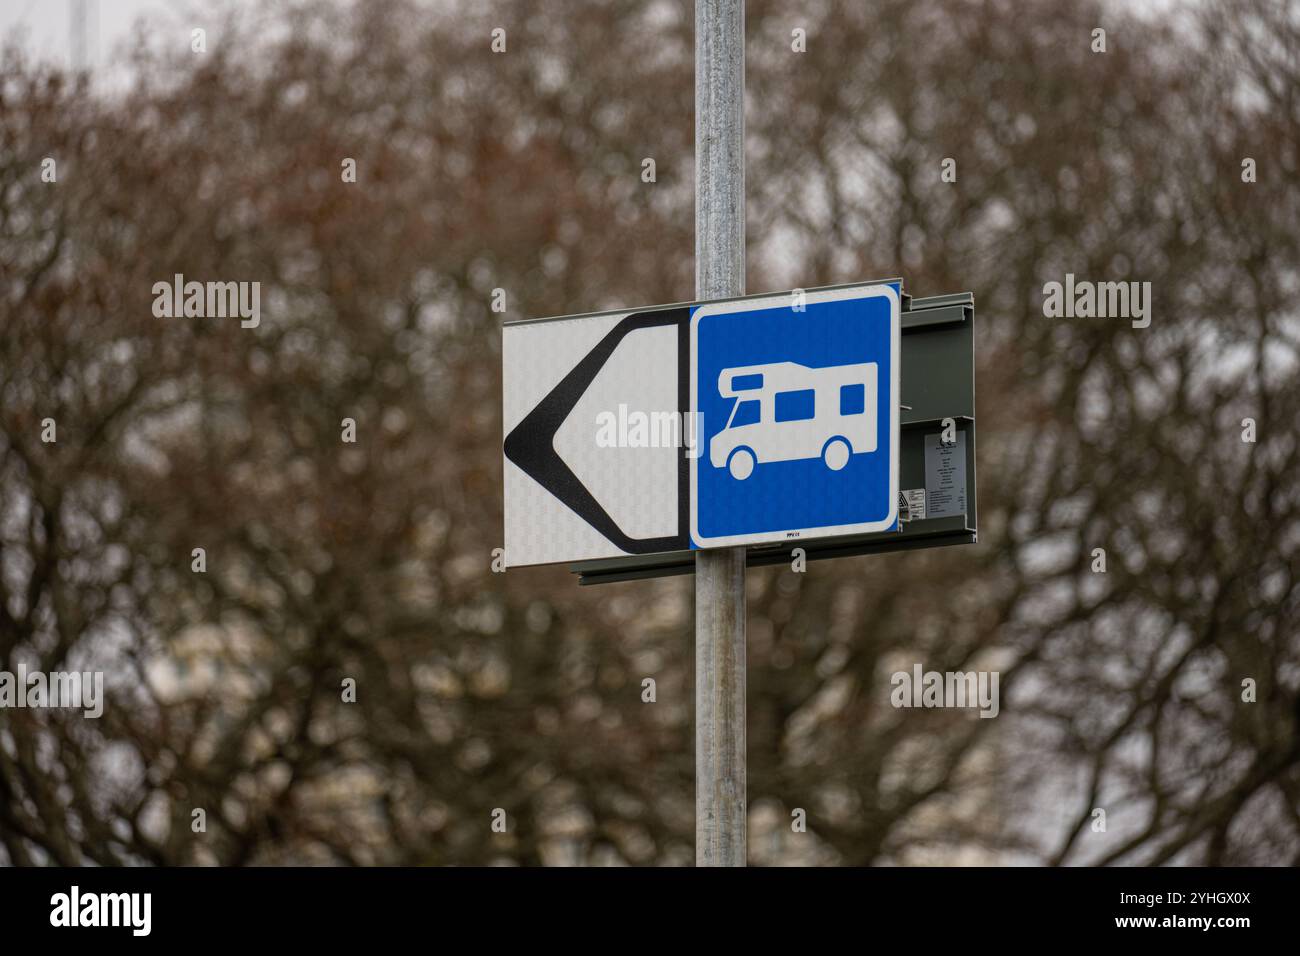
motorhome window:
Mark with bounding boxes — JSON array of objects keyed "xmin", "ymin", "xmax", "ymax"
[
  {"xmin": 775, "ymin": 389, "xmax": 816, "ymax": 422},
  {"xmin": 840, "ymin": 383, "xmax": 865, "ymax": 416},
  {"xmin": 731, "ymin": 373, "xmax": 764, "ymax": 391},
  {"xmin": 731, "ymin": 400, "xmax": 761, "ymax": 427}
]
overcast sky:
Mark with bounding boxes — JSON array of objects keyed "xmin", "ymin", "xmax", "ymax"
[
  {"xmin": 1, "ymin": 0, "xmax": 1191, "ymax": 73},
  {"xmin": 0, "ymin": 0, "xmax": 227, "ymax": 70}
]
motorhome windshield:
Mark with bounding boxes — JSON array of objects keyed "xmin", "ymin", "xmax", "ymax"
[{"xmin": 725, "ymin": 398, "xmax": 760, "ymax": 429}]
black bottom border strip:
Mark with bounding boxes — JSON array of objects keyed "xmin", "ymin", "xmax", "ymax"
[{"xmin": 0, "ymin": 865, "xmax": 1288, "ymax": 942}]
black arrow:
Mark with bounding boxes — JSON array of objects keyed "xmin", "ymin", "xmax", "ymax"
[{"xmin": 504, "ymin": 308, "xmax": 690, "ymax": 555}]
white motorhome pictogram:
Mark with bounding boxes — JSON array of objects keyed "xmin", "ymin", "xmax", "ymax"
[{"xmin": 709, "ymin": 361, "xmax": 878, "ymax": 480}]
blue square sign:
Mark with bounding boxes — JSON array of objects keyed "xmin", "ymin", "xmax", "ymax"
[{"xmin": 690, "ymin": 284, "xmax": 900, "ymax": 548}]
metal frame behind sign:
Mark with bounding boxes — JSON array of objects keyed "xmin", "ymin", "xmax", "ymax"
[{"xmin": 569, "ymin": 288, "xmax": 976, "ymax": 585}]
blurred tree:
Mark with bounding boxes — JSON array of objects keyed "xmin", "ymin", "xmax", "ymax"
[{"xmin": 0, "ymin": 0, "xmax": 1295, "ymax": 865}]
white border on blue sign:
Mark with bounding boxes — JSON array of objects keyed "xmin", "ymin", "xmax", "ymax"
[{"xmin": 689, "ymin": 283, "xmax": 901, "ymax": 549}]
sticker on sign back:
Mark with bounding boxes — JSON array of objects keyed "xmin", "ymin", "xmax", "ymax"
[
  {"xmin": 924, "ymin": 432, "xmax": 967, "ymax": 519},
  {"xmin": 900, "ymin": 488, "xmax": 926, "ymax": 521}
]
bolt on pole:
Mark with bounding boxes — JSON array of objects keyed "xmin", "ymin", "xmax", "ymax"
[{"xmin": 694, "ymin": 0, "xmax": 747, "ymax": 867}]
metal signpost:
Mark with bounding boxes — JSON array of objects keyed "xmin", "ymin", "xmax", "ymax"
[
  {"xmin": 693, "ymin": 0, "xmax": 748, "ymax": 868},
  {"xmin": 500, "ymin": 1, "xmax": 976, "ymax": 866}
]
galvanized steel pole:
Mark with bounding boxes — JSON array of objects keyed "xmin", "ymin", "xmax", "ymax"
[{"xmin": 694, "ymin": 0, "xmax": 746, "ymax": 867}]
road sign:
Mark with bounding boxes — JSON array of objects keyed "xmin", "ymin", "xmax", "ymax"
[
  {"xmin": 690, "ymin": 284, "xmax": 899, "ymax": 548},
  {"xmin": 503, "ymin": 279, "xmax": 921, "ymax": 568},
  {"xmin": 502, "ymin": 303, "xmax": 688, "ymax": 567}
]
